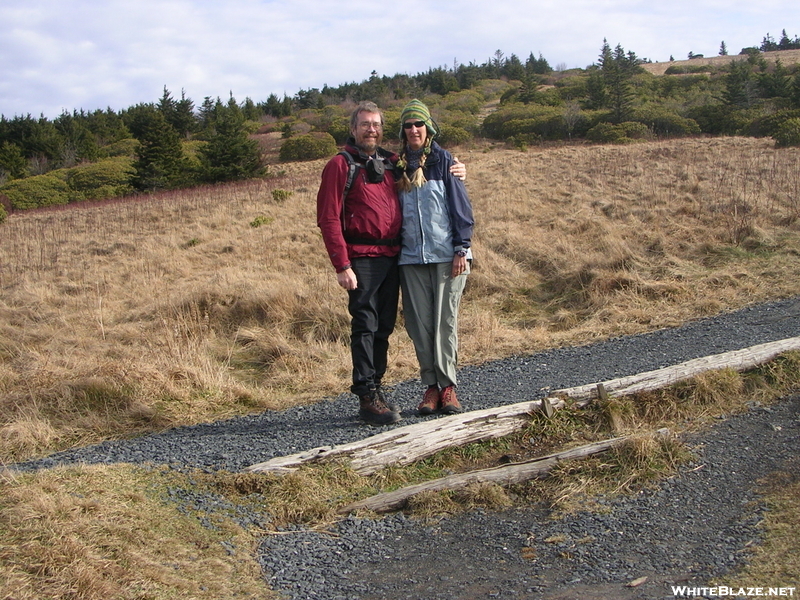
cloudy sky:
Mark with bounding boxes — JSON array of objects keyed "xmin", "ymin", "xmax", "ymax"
[{"xmin": 1, "ymin": 0, "xmax": 798, "ymax": 119}]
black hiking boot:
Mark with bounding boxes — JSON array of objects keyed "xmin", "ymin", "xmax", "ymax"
[{"xmin": 359, "ymin": 390, "xmax": 401, "ymax": 426}]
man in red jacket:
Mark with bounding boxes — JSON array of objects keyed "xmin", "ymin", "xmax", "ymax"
[
  {"xmin": 317, "ymin": 101, "xmax": 464, "ymax": 426},
  {"xmin": 317, "ymin": 101, "xmax": 403, "ymax": 426}
]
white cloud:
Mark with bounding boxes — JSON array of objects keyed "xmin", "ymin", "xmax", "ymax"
[{"xmin": 1, "ymin": 0, "xmax": 799, "ymax": 118}]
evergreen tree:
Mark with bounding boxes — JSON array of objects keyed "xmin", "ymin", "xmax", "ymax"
[
  {"xmin": 503, "ymin": 53, "xmax": 526, "ymax": 81},
  {"xmin": 172, "ymin": 90, "xmax": 197, "ymax": 138},
  {"xmin": 585, "ymin": 69, "xmax": 607, "ymax": 110},
  {"xmin": 598, "ymin": 42, "xmax": 636, "ymax": 123},
  {"xmin": 197, "ymin": 96, "xmax": 217, "ymax": 136},
  {"xmin": 130, "ymin": 109, "xmax": 188, "ymax": 191},
  {"xmin": 790, "ymin": 71, "xmax": 800, "ymax": 109},
  {"xmin": 54, "ymin": 111, "xmax": 100, "ymax": 166},
  {"xmin": 199, "ymin": 96, "xmax": 264, "ymax": 183},
  {"xmin": 0, "ymin": 142, "xmax": 28, "ymax": 180},
  {"xmin": 526, "ymin": 52, "xmax": 552, "ymax": 75},
  {"xmin": 723, "ymin": 61, "xmax": 757, "ymax": 107},
  {"xmin": 719, "ymin": 41, "xmax": 728, "ymax": 56},
  {"xmin": 758, "ymin": 59, "xmax": 791, "ymax": 98}
]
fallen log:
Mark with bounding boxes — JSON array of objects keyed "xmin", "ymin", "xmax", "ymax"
[
  {"xmin": 246, "ymin": 336, "xmax": 800, "ymax": 476},
  {"xmin": 337, "ymin": 436, "xmax": 630, "ymax": 514}
]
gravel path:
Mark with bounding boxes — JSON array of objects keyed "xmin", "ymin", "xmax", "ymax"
[{"xmin": 13, "ymin": 297, "xmax": 800, "ymax": 599}]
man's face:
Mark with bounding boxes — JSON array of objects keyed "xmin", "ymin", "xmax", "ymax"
[{"xmin": 351, "ymin": 110, "xmax": 383, "ymax": 154}]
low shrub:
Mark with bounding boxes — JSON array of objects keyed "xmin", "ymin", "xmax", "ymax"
[
  {"xmin": 631, "ymin": 108, "xmax": 700, "ymax": 137},
  {"xmin": 279, "ymin": 133, "xmax": 337, "ymax": 162},
  {"xmin": 0, "ymin": 201, "xmax": 7, "ymax": 224},
  {"xmin": 325, "ymin": 118, "xmax": 351, "ymax": 145},
  {"xmin": 0, "ymin": 174, "xmax": 71, "ymax": 210},
  {"xmin": 774, "ymin": 118, "xmax": 800, "ymax": 148},
  {"xmin": 748, "ymin": 110, "xmax": 800, "ymax": 138},
  {"xmin": 67, "ymin": 158, "xmax": 134, "ymax": 201},
  {"xmin": 687, "ymin": 105, "xmax": 757, "ymax": 135},
  {"xmin": 100, "ymin": 138, "xmax": 139, "ymax": 158},
  {"xmin": 664, "ymin": 64, "xmax": 713, "ymax": 74},
  {"xmin": 271, "ymin": 189, "xmax": 293, "ymax": 203},
  {"xmin": 437, "ymin": 125, "xmax": 472, "ymax": 147},
  {"xmin": 586, "ymin": 122, "xmax": 650, "ymax": 144}
]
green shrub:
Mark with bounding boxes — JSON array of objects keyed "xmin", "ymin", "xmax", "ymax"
[
  {"xmin": 437, "ymin": 125, "xmax": 472, "ymax": 147},
  {"xmin": 748, "ymin": 109, "xmax": 800, "ymax": 138},
  {"xmin": 250, "ymin": 215, "xmax": 274, "ymax": 227},
  {"xmin": 586, "ymin": 122, "xmax": 640, "ymax": 144},
  {"xmin": 100, "ymin": 138, "xmax": 139, "ymax": 158},
  {"xmin": 67, "ymin": 157, "xmax": 134, "ymax": 200},
  {"xmin": 442, "ymin": 90, "xmax": 484, "ymax": 115},
  {"xmin": 0, "ymin": 201, "xmax": 7, "ymax": 224},
  {"xmin": 687, "ymin": 105, "xmax": 755, "ymax": 135},
  {"xmin": 774, "ymin": 118, "xmax": 800, "ymax": 148},
  {"xmin": 472, "ymin": 79, "xmax": 514, "ymax": 101},
  {"xmin": 279, "ymin": 133, "xmax": 337, "ymax": 162},
  {"xmin": 620, "ymin": 121, "xmax": 652, "ymax": 139},
  {"xmin": 325, "ymin": 117, "xmax": 351, "ymax": 145},
  {"xmin": 631, "ymin": 108, "xmax": 700, "ymax": 137},
  {"xmin": 664, "ymin": 64, "xmax": 712, "ymax": 74},
  {"xmin": 0, "ymin": 174, "xmax": 71, "ymax": 210},
  {"xmin": 482, "ymin": 104, "xmax": 589, "ymax": 141},
  {"xmin": 271, "ymin": 189, "xmax": 293, "ymax": 203},
  {"xmin": 511, "ymin": 132, "xmax": 542, "ymax": 149}
]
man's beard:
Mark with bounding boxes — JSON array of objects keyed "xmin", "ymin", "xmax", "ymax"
[{"xmin": 358, "ymin": 139, "xmax": 378, "ymax": 154}]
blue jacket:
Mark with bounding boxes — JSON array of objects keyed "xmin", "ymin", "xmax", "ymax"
[{"xmin": 398, "ymin": 142, "xmax": 474, "ymax": 266}]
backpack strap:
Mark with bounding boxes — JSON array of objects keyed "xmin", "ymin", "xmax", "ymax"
[
  {"xmin": 338, "ymin": 151, "xmax": 361, "ymax": 199},
  {"xmin": 339, "ymin": 149, "xmax": 398, "ymax": 199}
]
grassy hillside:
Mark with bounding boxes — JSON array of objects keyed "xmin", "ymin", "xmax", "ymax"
[
  {"xmin": 642, "ymin": 48, "xmax": 800, "ymax": 75},
  {"xmin": 2, "ymin": 135, "xmax": 800, "ymax": 599},
  {"xmin": 2, "ymin": 136, "xmax": 800, "ymax": 464}
]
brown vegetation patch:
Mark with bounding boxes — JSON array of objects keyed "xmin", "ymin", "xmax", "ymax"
[{"xmin": 2, "ymin": 137, "xmax": 800, "ymax": 463}]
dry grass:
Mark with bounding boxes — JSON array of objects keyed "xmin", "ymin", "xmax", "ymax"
[
  {"xmin": 641, "ymin": 48, "xmax": 800, "ymax": 76},
  {"xmin": 2, "ymin": 136, "xmax": 800, "ymax": 465},
  {"xmin": 724, "ymin": 466, "xmax": 800, "ymax": 588},
  {"xmin": 0, "ymin": 464, "xmax": 272, "ymax": 600}
]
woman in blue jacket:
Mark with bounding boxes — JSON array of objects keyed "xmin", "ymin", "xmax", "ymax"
[{"xmin": 396, "ymin": 99, "xmax": 475, "ymax": 415}]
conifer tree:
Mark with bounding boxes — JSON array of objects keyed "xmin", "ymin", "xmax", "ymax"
[
  {"xmin": 199, "ymin": 96, "xmax": 264, "ymax": 183},
  {"xmin": 0, "ymin": 142, "xmax": 28, "ymax": 180},
  {"xmin": 130, "ymin": 109, "xmax": 188, "ymax": 191}
]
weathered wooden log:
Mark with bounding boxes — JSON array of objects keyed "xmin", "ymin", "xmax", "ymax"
[
  {"xmin": 246, "ymin": 336, "xmax": 800, "ymax": 476},
  {"xmin": 337, "ymin": 436, "xmax": 630, "ymax": 514}
]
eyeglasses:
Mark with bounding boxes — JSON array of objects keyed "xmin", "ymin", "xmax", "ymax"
[
  {"xmin": 358, "ymin": 121, "xmax": 383, "ymax": 130},
  {"xmin": 403, "ymin": 121, "xmax": 426, "ymax": 129}
]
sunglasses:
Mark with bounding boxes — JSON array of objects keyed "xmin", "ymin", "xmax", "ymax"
[{"xmin": 403, "ymin": 121, "xmax": 426, "ymax": 129}]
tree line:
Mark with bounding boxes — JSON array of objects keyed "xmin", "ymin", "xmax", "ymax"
[{"xmin": 2, "ymin": 30, "xmax": 800, "ymax": 223}]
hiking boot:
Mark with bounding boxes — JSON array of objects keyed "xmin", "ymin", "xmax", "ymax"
[
  {"xmin": 439, "ymin": 386, "xmax": 462, "ymax": 414},
  {"xmin": 417, "ymin": 385, "xmax": 440, "ymax": 415},
  {"xmin": 359, "ymin": 391, "xmax": 401, "ymax": 426},
  {"xmin": 375, "ymin": 385, "xmax": 398, "ymax": 413}
]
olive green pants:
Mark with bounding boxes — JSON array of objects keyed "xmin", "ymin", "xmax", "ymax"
[{"xmin": 400, "ymin": 261, "xmax": 469, "ymax": 388}]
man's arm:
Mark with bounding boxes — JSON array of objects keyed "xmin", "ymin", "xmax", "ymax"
[{"xmin": 316, "ymin": 155, "xmax": 352, "ymax": 274}]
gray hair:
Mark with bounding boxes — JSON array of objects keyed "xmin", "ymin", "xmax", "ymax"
[{"xmin": 349, "ymin": 101, "xmax": 384, "ymax": 132}]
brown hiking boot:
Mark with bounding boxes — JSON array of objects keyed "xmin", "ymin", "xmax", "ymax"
[
  {"xmin": 359, "ymin": 391, "xmax": 401, "ymax": 426},
  {"xmin": 417, "ymin": 385, "xmax": 440, "ymax": 415},
  {"xmin": 375, "ymin": 385, "xmax": 398, "ymax": 413},
  {"xmin": 439, "ymin": 386, "xmax": 462, "ymax": 414}
]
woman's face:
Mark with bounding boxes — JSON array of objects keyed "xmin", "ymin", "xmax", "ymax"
[{"xmin": 404, "ymin": 119, "xmax": 427, "ymax": 151}]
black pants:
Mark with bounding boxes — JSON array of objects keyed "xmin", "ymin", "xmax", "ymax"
[{"xmin": 347, "ymin": 256, "xmax": 399, "ymax": 397}]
